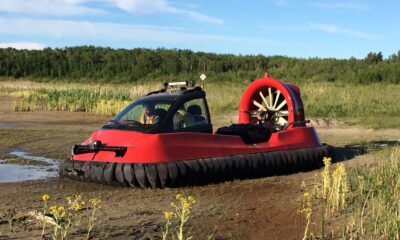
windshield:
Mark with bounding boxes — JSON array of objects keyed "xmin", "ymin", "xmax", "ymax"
[{"xmin": 112, "ymin": 100, "xmax": 173, "ymax": 125}]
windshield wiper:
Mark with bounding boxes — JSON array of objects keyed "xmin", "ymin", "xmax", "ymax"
[
  {"xmin": 108, "ymin": 119, "xmax": 142, "ymax": 125},
  {"xmin": 107, "ymin": 120, "xmax": 122, "ymax": 126},
  {"xmin": 121, "ymin": 119, "xmax": 143, "ymax": 125}
]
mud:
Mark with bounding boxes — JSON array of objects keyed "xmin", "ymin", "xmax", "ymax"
[{"xmin": 0, "ymin": 96, "xmax": 399, "ymax": 239}]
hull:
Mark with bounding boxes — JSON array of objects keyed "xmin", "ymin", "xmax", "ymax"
[
  {"xmin": 70, "ymin": 126, "xmax": 322, "ymax": 163},
  {"xmin": 60, "ymin": 145, "xmax": 333, "ymax": 188},
  {"xmin": 60, "ymin": 126, "xmax": 334, "ymax": 188}
]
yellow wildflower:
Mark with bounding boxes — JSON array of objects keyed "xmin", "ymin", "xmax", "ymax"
[
  {"xmin": 58, "ymin": 206, "xmax": 66, "ymax": 217},
  {"xmin": 42, "ymin": 194, "xmax": 50, "ymax": 201},
  {"xmin": 176, "ymin": 193, "xmax": 183, "ymax": 200},
  {"xmin": 164, "ymin": 211, "xmax": 173, "ymax": 220},
  {"xmin": 89, "ymin": 198, "xmax": 102, "ymax": 209},
  {"xmin": 50, "ymin": 206, "xmax": 57, "ymax": 215},
  {"xmin": 301, "ymin": 207, "xmax": 312, "ymax": 214},
  {"xmin": 50, "ymin": 205, "xmax": 66, "ymax": 219},
  {"xmin": 183, "ymin": 202, "xmax": 190, "ymax": 209},
  {"xmin": 323, "ymin": 157, "xmax": 332, "ymax": 166},
  {"xmin": 74, "ymin": 204, "xmax": 82, "ymax": 211},
  {"xmin": 303, "ymin": 192, "xmax": 310, "ymax": 198},
  {"xmin": 188, "ymin": 196, "xmax": 196, "ymax": 204}
]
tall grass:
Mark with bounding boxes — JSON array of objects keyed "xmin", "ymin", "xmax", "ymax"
[
  {"xmin": 300, "ymin": 147, "xmax": 400, "ymax": 239},
  {"xmin": 345, "ymin": 147, "xmax": 400, "ymax": 239},
  {"xmin": 301, "ymin": 82, "xmax": 400, "ymax": 118},
  {"xmin": 0, "ymin": 80, "xmax": 246, "ymax": 117},
  {"xmin": 0, "ymin": 81, "xmax": 158, "ymax": 116},
  {"xmin": 1, "ymin": 80, "xmax": 400, "ymax": 124}
]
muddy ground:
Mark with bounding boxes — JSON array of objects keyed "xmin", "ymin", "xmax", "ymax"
[{"xmin": 0, "ymin": 96, "xmax": 399, "ymax": 240}]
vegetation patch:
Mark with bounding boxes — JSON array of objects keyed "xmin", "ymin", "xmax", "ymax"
[
  {"xmin": 2, "ymin": 80, "xmax": 400, "ymax": 128},
  {"xmin": 0, "ymin": 158, "xmax": 51, "ymax": 166},
  {"xmin": 299, "ymin": 146, "xmax": 400, "ymax": 239}
]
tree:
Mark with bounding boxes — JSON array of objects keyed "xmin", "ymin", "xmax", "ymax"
[{"xmin": 365, "ymin": 52, "xmax": 383, "ymax": 64}]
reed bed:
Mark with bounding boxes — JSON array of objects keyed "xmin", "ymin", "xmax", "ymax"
[{"xmin": 1, "ymin": 81, "xmax": 400, "ymax": 125}]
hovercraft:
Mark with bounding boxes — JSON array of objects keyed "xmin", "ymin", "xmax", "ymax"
[{"xmin": 59, "ymin": 74, "xmax": 333, "ymax": 188}]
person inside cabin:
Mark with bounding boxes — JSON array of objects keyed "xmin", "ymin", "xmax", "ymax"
[
  {"xmin": 173, "ymin": 105, "xmax": 195, "ymax": 129},
  {"xmin": 143, "ymin": 102, "xmax": 159, "ymax": 124}
]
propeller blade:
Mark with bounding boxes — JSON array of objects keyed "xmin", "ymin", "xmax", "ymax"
[
  {"xmin": 276, "ymin": 100, "xmax": 287, "ymax": 111},
  {"xmin": 259, "ymin": 91, "xmax": 270, "ymax": 108},
  {"xmin": 273, "ymin": 90, "xmax": 281, "ymax": 109},
  {"xmin": 278, "ymin": 117, "xmax": 288, "ymax": 125},
  {"xmin": 268, "ymin": 87, "xmax": 273, "ymax": 108},
  {"xmin": 277, "ymin": 110, "xmax": 289, "ymax": 116},
  {"xmin": 253, "ymin": 100, "xmax": 267, "ymax": 111}
]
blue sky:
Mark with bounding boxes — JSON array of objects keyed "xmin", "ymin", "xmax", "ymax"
[{"xmin": 0, "ymin": 0, "xmax": 399, "ymax": 59}]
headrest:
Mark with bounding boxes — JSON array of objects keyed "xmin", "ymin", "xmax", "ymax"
[{"xmin": 187, "ymin": 105, "xmax": 202, "ymax": 115}]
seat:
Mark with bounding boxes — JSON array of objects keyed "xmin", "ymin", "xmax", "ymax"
[
  {"xmin": 173, "ymin": 109, "xmax": 195, "ymax": 129},
  {"xmin": 154, "ymin": 108, "xmax": 167, "ymax": 124},
  {"xmin": 187, "ymin": 105, "xmax": 206, "ymax": 123}
]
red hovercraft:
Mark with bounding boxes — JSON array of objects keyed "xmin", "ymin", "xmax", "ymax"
[{"xmin": 59, "ymin": 74, "xmax": 333, "ymax": 188}]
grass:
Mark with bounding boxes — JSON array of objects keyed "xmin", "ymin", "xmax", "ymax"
[
  {"xmin": 0, "ymin": 81, "xmax": 400, "ymax": 128},
  {"xmin": 299, "ymin": 146, "xmax": 400, "ymax": 239},
  {"xmin": 0, "ymin": 158, "xmax": 50, "ymax": 166},
  {"xmin": 1, "ymin": 80, "xmax": 400, "ymax": 128},
  {"xmin": 344, "ymin": 147, "xmax": 400, "ymax": 239},
  {"xmin": 301, "ymin": 82, "xmax": 400, "ymax": 119},
  {"xmin": 0, "ymin": 80, "xmax": 245, "ymax": 117}
]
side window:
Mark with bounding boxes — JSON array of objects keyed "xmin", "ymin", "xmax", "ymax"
[{"xmin": 173, "ymin": 98, "xmax": 209, "ymax": 130}]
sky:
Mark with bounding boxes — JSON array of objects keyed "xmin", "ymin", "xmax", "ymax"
[{"xmin": 0, "ymin": 0, "xmax": 399, "ymax": 59}]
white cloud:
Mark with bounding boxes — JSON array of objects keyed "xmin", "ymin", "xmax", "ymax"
[
  {"xmin": 0, "ymin": 0, "xmax": 223, "ymax": 24},
  {"xmin": 309, "ymin": 23, "xmax": 378, "ymax": 39},
  {"xmin": 109, "ymin": 0, "xmax": 167, "ymax": 14},
  {"xmin": 108, "ymin": 0, "xmax": 223, "ymax": 24},
  {"xmin": 0, "ymin": 42, "xmax": 45, "ymax": 50},
  {"xmin": 313, "ymin": 2, "xmax": 369, "ymax": 11},
  {"xmin": 163, "ymin": 6, "xmax": 223, "ymax": 25},
  {"xmin": 0, "ymin": 0, "xmax": 104, "ymax": 16},
  {"xmin": 0, "ymin": 18, "xmax": 265, "ymax": 45}
]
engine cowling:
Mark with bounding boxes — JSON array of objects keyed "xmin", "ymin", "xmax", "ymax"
[{"xmin": 238, "ymin": 73, "xmax": 305, "ymax": 129}]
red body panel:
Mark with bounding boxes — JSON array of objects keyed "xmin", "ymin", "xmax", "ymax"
[
  {"xmin": 238, "ymin": 74, "xmax": 305, "ymax": 124},
  {"xmin": 72, "ymin": 126, "xmax": 321, "ymax": 163}
]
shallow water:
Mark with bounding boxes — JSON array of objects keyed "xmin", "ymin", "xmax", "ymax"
[
  {"xmin": 0, "ymin": 151, "xmax": 59, "ymax": 183},
  {"xmin": 0, "ymin": 122, "xmax": 13, "ymax": 127}
]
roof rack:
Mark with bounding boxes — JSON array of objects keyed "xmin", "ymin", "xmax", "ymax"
[
  {"xmin": 163, "ymin": 80, "xmax": 196, "ymax": 89},
  {"xmin": 146, "ymin": 80, "xmax": 200, "ymax": 96}
]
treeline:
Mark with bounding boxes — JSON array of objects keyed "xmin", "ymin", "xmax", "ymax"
[{"xmin": 0, "ymin": 46, "xmax": 399, "ymax": 84}]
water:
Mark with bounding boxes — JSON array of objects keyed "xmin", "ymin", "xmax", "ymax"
[
  {"xmin": 0, "ymin": 122, "xmax": 13, "ymax": 127},
  {"xmin": 0, "ymin": 151, "xmax": 59, "ymax": 183}
]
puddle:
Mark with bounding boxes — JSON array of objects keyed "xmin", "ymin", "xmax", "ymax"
[
  {"xmin": 0, "ymin": 151, "xmax": 59, "ymax": 183},
  {"xmin": 0, "ymin": 122, "xmax": 13, "ymax": 127}
]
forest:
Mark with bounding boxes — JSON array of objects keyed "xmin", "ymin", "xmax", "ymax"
[{"xmin": 0, "ymin": 46, "xmax": 399, "ymax": 84}]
